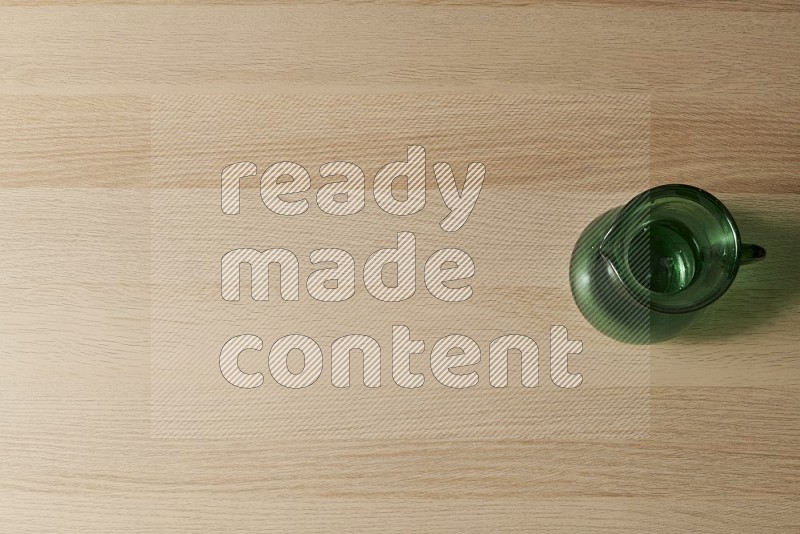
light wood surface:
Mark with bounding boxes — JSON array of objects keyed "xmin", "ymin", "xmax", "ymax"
[{"xmin": 1, "ymin": 2, "xmax": 799, "ymax": 532}]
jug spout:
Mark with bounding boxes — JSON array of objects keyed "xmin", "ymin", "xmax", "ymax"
[
  {"xmin": 595, "ymin": 192, "xmax": 654, "ymax": 307},
  {"xmin": 597, "ymin": 211, "xmax": 639, "ymax": 281}
]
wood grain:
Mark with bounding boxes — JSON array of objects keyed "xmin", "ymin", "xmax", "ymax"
[
  {"xmin": 1, "ymin": 2, "xmax": 798, "ymax": 531},
  {"xmin": 1, "ymin": 6, "xmax": 799, "ymax": 96}
]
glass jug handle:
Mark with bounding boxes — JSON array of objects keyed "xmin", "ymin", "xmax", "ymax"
[{"xmin": 741, "ymin": 243, "xmax": 766, "ymax": 265}]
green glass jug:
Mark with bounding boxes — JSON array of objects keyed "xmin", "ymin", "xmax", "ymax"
[{"xmin": 570, "ymin": 184, "xmax": 766, "ymax": 344}]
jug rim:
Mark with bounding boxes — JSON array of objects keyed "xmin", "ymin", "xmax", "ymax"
[{"xmin": 599, "ymin": 183, "xmax": 743, "ymax": 315}]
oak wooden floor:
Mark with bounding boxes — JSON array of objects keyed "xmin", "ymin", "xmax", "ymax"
[{"xmin": 1, "ymin": 2, "xmax": 799, "ymax": 532}]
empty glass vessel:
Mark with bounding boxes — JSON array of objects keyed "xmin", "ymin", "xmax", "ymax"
[{"xmin": 570, "ymin": 184, "xmax": 766, "ymax": 344}]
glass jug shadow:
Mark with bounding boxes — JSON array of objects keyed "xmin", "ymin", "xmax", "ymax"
[{"xmin": 570, "ymin": 184, "xmax": 766, "ymax": 344}]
